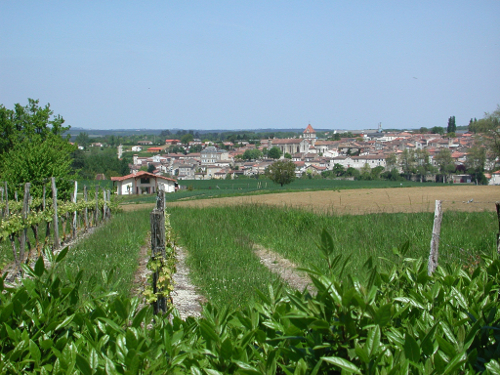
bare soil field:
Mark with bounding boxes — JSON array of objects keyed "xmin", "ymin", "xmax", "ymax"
[{"xmin": 122, "ymin": 185, "xmax": 499, "ymax": 214}]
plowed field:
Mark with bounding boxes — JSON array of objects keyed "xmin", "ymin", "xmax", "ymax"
[{"xmin": 122, "ymin": 185, "xmax": 499, "ymax": 215}]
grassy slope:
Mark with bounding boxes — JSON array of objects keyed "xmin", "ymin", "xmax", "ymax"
[{"xmin": 169, "ymin": 205, "xmax": 496, "ymax": 308}]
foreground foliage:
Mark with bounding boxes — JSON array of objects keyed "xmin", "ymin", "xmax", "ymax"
[{"xmin": 1, "ymin": 235, "xmax": 499, "ymax": 374}]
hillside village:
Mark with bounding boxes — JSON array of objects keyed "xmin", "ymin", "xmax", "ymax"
[{"xmin": 112, "ymin": 124, "xmax": 498, "ymax": 188}]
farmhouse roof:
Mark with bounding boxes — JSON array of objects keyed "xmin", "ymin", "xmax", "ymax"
[{"xmin": 111, "ymin": 171, "xmax": 177, "ymax": 183}]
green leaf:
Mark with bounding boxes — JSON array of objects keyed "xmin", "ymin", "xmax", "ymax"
[
  {"xmin": 199, "ymin": 320, "xmax": 220, "ymax": 344},
  {"xmin": 436, "ymin": 336, "xmax": 456, "ymax": 358},
  {"xmin": 34, "ymin": 256, "xmax": 45, "ymax": 277},
  {"xmin": 404, "ymin": 334, "xmax": 420, "ymax": 363},
  {"xmin": 29, "ymin": 340, "xmax": 41, "ymax": 364},
  {"xmin": 234, "ymin": 360, "xmax": 261, "ymax": 375},
  {"xmin": 55, "ymin": 247, "xmax": 69, "ymax": 263},
  {"xmin": 366, "ymin": 326, "xmax": 381, "ymax": 357},
  {"xmin": 485, "ymin": 359, "xmax": 500, "ymax": 375},
  {"xmin": 321, "ymin": 356, "xmax": 362, "ymax": 374},
  {"xmin": 75, "ymin": 354, "xmax": 93, "ymax": 375},
  {"xmin": 442, "ymin": 352, "xmax": 466, "ymax": 374},
  {"xmin": 420, "ymin": 323, "xmax": 438, "ymax": 356},
  {"xmin": 131, "ymin": 306, "xmax": 148, "ymax": 328},
  {"xmin": 55, "ymin": 314, "xmax": 74, "ymax": 331},
  {"xmin": 374, "ymin": 304, "xmax": 392, "ymax": 327}
]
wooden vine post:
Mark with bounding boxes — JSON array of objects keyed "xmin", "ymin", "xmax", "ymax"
[
  {"xmin": 428, "ymin": 200, "xmax": 443, "ymax": 275},
  {"xmin": 72, "ymin": 181, "xmax": 78, "ymax": 239},
  {"xmin": 84, "ymin": 185, "xmax": 88, "ymax": 232},
  {"xmin": 20, "ymin": 182, "xmax": 31, "ymax": 263},
  {"xmin": 51, "ymin": 177, "xmax": 60, "ymax": 250},
  {"xmin": 94, "ymin": 186, "xmax": 99, "ymax": 226},
  {"xmin": 496, "ymin": 202, "xmax": 500, "ymax": 255},
  {"xmin": 150, "ymin": 189, "xmax": 167, "ymax": 315},
  {"xmin": 103, "ymin": 190, "xmax": 108, "ymax": 221}
]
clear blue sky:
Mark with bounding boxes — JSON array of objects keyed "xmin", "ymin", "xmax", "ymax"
[{"xmin": 1, "ymin": 1, "xmax": 499, "ymax": 131}]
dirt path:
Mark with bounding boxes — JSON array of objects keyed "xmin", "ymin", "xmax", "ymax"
[
  {"xmin": 130, "ymin": 239, "xmax": 204, "ymax": 319},
  {"xmin": 254, "ymin": 244, "xmax": 314, "ymax": 293},
  {"xmin": 171, "ymin": 246, "xmax": 204, "ymax": 319}
]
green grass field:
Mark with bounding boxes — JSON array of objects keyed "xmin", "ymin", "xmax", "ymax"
[
  {"xmin": 120, "ymin": 177, "xmax": 444, "ymax": 204},
  {"xmin": 168, "ymin": 204, "xmax": 496, "ymax": 308}
]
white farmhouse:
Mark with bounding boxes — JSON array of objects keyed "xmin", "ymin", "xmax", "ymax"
[{"xmin": 111, "ymin": 171, "xmax": 178, "ymax": 195}]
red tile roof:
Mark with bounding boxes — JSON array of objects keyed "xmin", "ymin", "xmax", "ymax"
[
  {"xmin": 111, "ymin": 171, "xmax": 177, "ymax": 183},
  {"xmin": 303, "ymin": 124, "xmax": 316, "ymax": 134}
]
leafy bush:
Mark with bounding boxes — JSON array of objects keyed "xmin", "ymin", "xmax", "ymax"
[{"xmin": 1, "ymin": 233, "xmax": 499, "ymax": 373}]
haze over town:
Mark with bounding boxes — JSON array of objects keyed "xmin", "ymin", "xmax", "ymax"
[{"xmin": 1, "ymin": 1, "xmax": 499, "ymax": 131}]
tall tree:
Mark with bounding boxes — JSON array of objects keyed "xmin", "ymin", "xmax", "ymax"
[
  {"xmin": 433, "ymin": 148, "xmax": 455, "ymax": 183},
  {"xmin": 267, "ymin": 146, "xmax": 282, "ymax": 159},
  {"xmin": 447, "ymin": 116, "xmax": 456, "ymax": 134},
  {"xmin": 400, "ymin": 149, "xmax": 416, "ymax": 180},
  {"xmin": 465, "ymin": 144, "xmax": 487, "ymax": 184},
  {"xmin": 75, "ymin": 132, "xmax": 90, "ymax": 148},
  {"xmin": 0, "ymin": 99, "xmax": 74, "ymax": 198},
  {"xmin": 414, "ymin": 149, "xmax": 434, "ymax": 182},
  {"xmin": 469, "ymin": 105, "xmax": 500, "ymax": 170},
  {"xmin": 265, "ymin": 160, "xmax": 296, "ymax": 187}
]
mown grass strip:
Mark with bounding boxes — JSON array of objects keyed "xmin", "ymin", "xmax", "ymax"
[
  {"xmin": 58, "ymin": 209, "xmax": 151, "ymax": 298},
  {"xmin": 169, "ymin": 205, "xmax": 496, "ymax": 306}
]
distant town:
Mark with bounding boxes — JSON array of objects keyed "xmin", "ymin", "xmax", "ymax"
[{"xmin": 71, "ymin": 121, "xmax": 499, "ymax": 190}]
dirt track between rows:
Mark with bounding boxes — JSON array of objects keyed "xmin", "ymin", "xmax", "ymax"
[{"xmin": 121, "ymin": 185, "xmax": 499, "ymax": 214}]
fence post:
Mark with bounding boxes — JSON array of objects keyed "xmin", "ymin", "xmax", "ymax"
[
  {"xmin": 107, "ymin": 189, "xmax": 111, "ymax": 219},
  {"xmin": 20, "ymin": 183, "xmax": 30, "ymax": 263},
  {"xmin": 52, "ymin": 177, "xmax": 60, "ymax": 250},
  {"xmin": 84, "ymin": 185, "xmax": 88, "ymax": 232},
  {"xmin": 428, "ymin": 200, "xmax": 443, "ymax": 275},
  {"xmin": 4, "ymin": 182, "xmax": 8, "ymax": 216},
  {"xmin": 151, "ymin": 205, "xmax": 167, "ymax": 315},
  {"xmin": 73, "ymin": 181, "xmax": 78, "ymax": 239},
  {"xmin": 496, "ymin": 202, "xmax": 500, "ymax": 255},
  {"xmin": 95, "ymin": 186, "xmax": 99, "ymax": 226},
  {"xmin": 103, "ymin": 189, "xmax": 108, "ymax": 221}
]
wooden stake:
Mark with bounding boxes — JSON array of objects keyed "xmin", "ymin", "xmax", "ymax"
[
  {"xmin": 4, "ymin": 182, "xmax": 8, "ymax": 216},
  {"xmin": 151, "ymin": 207, "xmax": 167, "ymax": 314},
  {"xmin": 73, "ymin": 181, "xmax": 78, "ymax": 239},
  {"xmin": 84, "ymin": 185, "xmax": 88, "ymax": 232},
  {"xmin": 428, "ymin": 200, "xmax": 443, "ymax": 275},
  {"xmin": 496, "ymin": 202, "xmax": 500, "ymax": 255},
  {"xmin": 95, "ymin": 186, "xmax": 99, "ymax": 226},
  {"xmin": 103, "ymin": 189, "xmax": 107, "ymax": 221},
  {"xmin": 52, "ymin": 177, "xmax": 60, "ymax": 250},
  {"xmin": 107, "ymin": 189, "xmax": 111, "ymax": 219},
  {"xmin": 20, "ymin": 183, "xmax": 31, "ymax": 263}
]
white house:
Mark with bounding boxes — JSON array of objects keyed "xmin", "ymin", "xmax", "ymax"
[
  {"xmin": 131, "ymin": 146, "xmax": 142, "ymax": 152},
  {"xmin": 111, "ymin": 171, "xmax": 178, "ymax": 195},
  {"xmin": 489, "ymin": 170, "xmax": 500, "ymax": 185}
]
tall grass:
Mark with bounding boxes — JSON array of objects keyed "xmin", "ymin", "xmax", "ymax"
[
  {"xmin": 58, "ymin": 209, "xmax": 151, "ymax": 298},
  {"xmin": 169, "ymin": 205, "xmax": 496, "ymax": 307}
]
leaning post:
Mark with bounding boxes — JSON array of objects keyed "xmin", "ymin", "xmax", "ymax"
[{"xmin": 428, "ymin": 200, "xmax": 443, "ymax": 275}]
